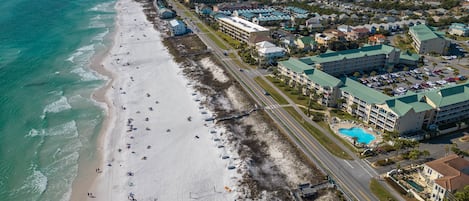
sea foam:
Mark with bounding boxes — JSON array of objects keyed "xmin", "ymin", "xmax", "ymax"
[
  {"xmin": 15, "ymin": 165, "xmax": 48, "ymax": 197},
  {"xmin": 71, "ymin": 67, "xmax": 101, "ymax": 81},
  {"xmin": 27, "ymin": 121, "xmax": 78, "ymax": 138},
  {"xmin": 41, "ymin": 96, "xmax": 72, "ymax": 118}
]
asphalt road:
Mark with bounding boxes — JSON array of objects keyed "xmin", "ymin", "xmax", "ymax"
[{"xmin": 167, "ymin": 2, "xmax": 405, "ymax": 200}]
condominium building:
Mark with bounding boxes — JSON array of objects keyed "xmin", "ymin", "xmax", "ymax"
[
  {"xmin": 299, "ymin": 45, "xmax": 401, "ymax": 76},
  {"xmin": 217, "ymin": 16, "xmax": 270, "ymax": 44},
  {"xmin": 448, "ymin": 23, "xmax": 469, "ymax": 37},
  {"xmin": 420, "ymin": 154, "xmax": 469, "ymax": 201},
  {"xmin": 277, "ymin": 59, "xmax": 342, "ymax": 107},
  {"xmin": 278, "ymin": 47, "xmax": 469, "ymax": 134},
  {"xmin": 409, "ymin": 24, "xmax": 450, "ymax": 55}
]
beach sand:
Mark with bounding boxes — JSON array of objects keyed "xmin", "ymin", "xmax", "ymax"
[{"xmin": 83, "ymin": 0, "xmax": 236, "ymax": 200}]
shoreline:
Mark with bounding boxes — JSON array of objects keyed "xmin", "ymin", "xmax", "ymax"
[{"xmin": 70, "ymin": 1, "xmax": 120, "ymax": 200}]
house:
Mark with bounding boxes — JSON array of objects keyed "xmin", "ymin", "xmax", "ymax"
[
  {"xmin": 169, "ymin": 20, "xmax": 187, "ymax": 36},
  {"xmin": 347, "ymin": 27, "xmax": 369, "ymax": 41},
  {"xmin": 295, "ymin": 36, "xmax": 317, "ymax": 51},
  {"xmin": 409, "ymin": 24, "xmax": 450, "ymax": 55},
  {"xmin": 280, "ymin": 35, "xmax": 297, "ymax": 52},
  {"xmin": 368, "ymin": 34, "xmax": 387, "ymax": 45},
  {"xmin": 255, "ymin": 41, "xmax": 285, "ymax": 63},
  {"xmin": 448, "ymin": 23, "xmax": 469, "ymax": 37},
  {"xmin": 421, "ymin": 154, "xmax": 469, "ymax": 201},
  {"xmin": 337, "ymin": 25, "xmax": 352, "ymax": 33},
  {"xmin": 158, "ymin": 8, "xmax": 175, "ymax": 19},
  {"xmin": 195, "ymin": 4, "xmax": 212, "ymax": 15},
  {"xmin": 315, "ymin": 33, "xmax": 332, "ymax": 46}
]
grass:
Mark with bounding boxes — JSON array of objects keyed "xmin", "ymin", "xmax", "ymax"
[
  {"xmin": 370, "ymin": 178, "xmax": 398, "ymax": 201},
  {"xmin": 284, "ymin": 107, "xmax": 352, "ymax": 160},
  {"xmin": 265, "ymin": 76, "xmax": 326, "ymax": 110},
  {"xmin": 254, "ymin": 77, "xmax": 289, "ymax": 105},
  {"xmin": 194, "ymin": 23, "xmax": 228, "ymax": 50},
  {"xmin": 393, "ymin": 35, "xmax": 415, "ymax": 53},
  {"xmin": 330, "ymin": 109, "xmax": 358, "ymax": 121},
  {"xmin": 215, "ymin": 31, "xmax": 241, "ymax": 48}
]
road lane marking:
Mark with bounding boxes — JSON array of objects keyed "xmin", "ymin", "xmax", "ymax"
[{"xmin": 344, "ymin": 160, "xmax": 354, "ymax": 168}]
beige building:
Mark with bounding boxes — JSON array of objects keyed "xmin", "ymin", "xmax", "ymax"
[
  {"xmin": 217, "ymin": 16, "xmax": 270, "ymax": 44},
  {"xmin": 409, "ymin": 24, "xmax": 450, "ymax": 55},
  {"xmin": 421, "ymin": 154, "xmax": 469, "ymax": 201},
  {"xmin": 279, "ymin": 48, "xmax": 469, "ymax": 135}
]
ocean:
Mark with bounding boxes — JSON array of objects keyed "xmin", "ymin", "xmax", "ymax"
[{"xmin": 0, "ymin": 0, "xmax": 116, "ymax": 200}]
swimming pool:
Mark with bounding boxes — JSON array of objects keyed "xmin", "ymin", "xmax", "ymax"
[{"xmin": 338, "ymin": 127, "xmax": 376, "ymax": 144}]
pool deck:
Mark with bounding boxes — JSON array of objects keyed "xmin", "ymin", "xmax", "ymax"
[{"xmin": 330, "ymin": 120, "xmax": 382, "ymax": 148}]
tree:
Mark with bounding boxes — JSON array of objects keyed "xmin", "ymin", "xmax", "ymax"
[
  {"xmin": 455, "ymin": 185, "xmax": 469, "ymax": 201},
  {"xmin": 352, "ymin": 136, "xmax": 358, "ymax": 145},
  {"xmin": 370, "ymin": 71, "xmax": 377, "ymax": 76},
  {"xmin": 353, "ymin": 71, "xmax": 360, "ymax": 77},
  {"xmin": 403, "ymin": 66, "xmax": 409, "ymax": 71}
]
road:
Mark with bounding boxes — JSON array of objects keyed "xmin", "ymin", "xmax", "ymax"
[{"xmin": 167, "ymin": 2, "xmax": 405, "ymax": 200}]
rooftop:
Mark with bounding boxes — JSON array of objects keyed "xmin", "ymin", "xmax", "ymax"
[
  {"xmin": 340, "ymin": 77, "xmax": 390, "ymax": 104},
  {"xmin": 425, "ymin": 154, "xmax": 469, "ymax": 192},
  {"xmin": 409, "ymin": 24, "xmax": 441, "ymax": 42},
  {"xmin": 279, "ymin": 58, "xmax": 342, "ymax": 87},
  {"xmin": 299, "ymin": 45, "xmax": 396, "ymax": 65},
  {"xmin": 218, "ymin": 16, "xmax": 269, "ymax": 33},
  {"xmin": 423, "ymin": 83, "xmax": 469, "ymax": 107}
]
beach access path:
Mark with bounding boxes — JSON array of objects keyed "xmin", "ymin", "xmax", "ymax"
[{"xmin": 86, "ymin": 0, "xmax": 237, "ymax": 200}]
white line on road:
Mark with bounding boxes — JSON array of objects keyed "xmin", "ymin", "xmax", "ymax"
[{"xmin": 344, "ymin": 160, "xmax": 354, "ymax": 168}]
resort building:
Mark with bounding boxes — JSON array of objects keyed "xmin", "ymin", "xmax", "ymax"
[
  {"xmin": 217, "ymin": 16, "xmax": 270, "ymax": 44},
  {"xmin": 409, "ymin": 24, "xmax": 449, "ymax": 55},
  {"xmin": 420, "ymin": 154, "xmax": 469, "ymax": 201},
  {"xmin": 278, "ymin": 45, "xmax": 469, "ymax": 134},
  {"xmin": 298, "ymin": 45, "xmax": 401, "ymax": 76},
  {"xmin": 277, "ymin": 59, "xmax": 342, "ymax": 107},
  {"xmin": 448, "ymin": 23, "xmax": 469, "ymax": 37},
  {"xmin": 169, "ymin": 20, "xmax": 187, "ymax": 36},
  {"xmin": 255, "ymin": 41, "xmax": 285, "ymax": 64}
]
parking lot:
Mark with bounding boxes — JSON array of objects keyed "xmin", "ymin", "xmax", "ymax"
[{"xmin": 356, "ymin": 43, "xmax": 469, "ymax": 97}]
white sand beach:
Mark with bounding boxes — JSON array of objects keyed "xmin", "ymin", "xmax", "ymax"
[{"xmin": 86, "ymin": 0, "xmax": 237, "ymax": 200}]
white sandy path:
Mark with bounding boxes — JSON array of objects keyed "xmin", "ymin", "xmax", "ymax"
[{"xmin": 89, "ymin": 0, "xmax": 237, "ymax": 200}]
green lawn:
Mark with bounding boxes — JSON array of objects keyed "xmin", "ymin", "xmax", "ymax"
[
  {"xmin": 370, "ymin": 178, "xmax": 398, "ymax": 201},
  {"xmin": 194, "ymin": 23, "xmax": 228, "ymax": 50},
  {"xmin": 330, "ymin": 109, "xmax": 358, "ymax": 121},
  {"xmin": 284, "ymin": 107, "xmax": 352, "ymax": 160},
  {"xmin": 254, "ymin": 77, "xmax": 289, "ymax": 105}
]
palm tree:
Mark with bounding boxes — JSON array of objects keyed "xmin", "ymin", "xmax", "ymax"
[
  {"xmin": 370, "ymin": 71, "xmax": 377, "ymax": 77},
  {"xmin": 352, "ymin": 136, "xmax": 358, "ymax": 146}
]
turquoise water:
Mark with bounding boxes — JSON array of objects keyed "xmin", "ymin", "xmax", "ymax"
[
  {"xmin": 0, "ymin": 0, "xmax": 116, "ymax": 200},
  {"xmin": 338, "ymin": 127, "xmax": 376, "ymax": 144},
  {"xmin": 406, "ymin": 180, "xmax": 424, "ymax": 192}
]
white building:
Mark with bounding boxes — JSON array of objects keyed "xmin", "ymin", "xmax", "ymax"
[
  {"xmin": 421, "ymin": 154, "xmax": 469, "ymax": 201},
  {"xmin": 255, "ymin": 41, "xmax": 285, "ymax": 63}
]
